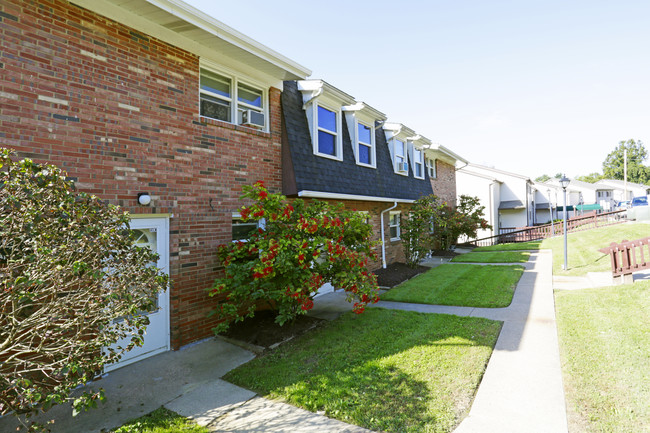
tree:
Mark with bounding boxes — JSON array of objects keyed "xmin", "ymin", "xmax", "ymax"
[
  {"xmin": 0, "ymin": 149, "xmax": 168, "ymax": 430},
  {"xmin": 575, "ymin": 172, "xmax": 603, "ymax": 183},
  {"xmin": 401, "ymin": 194, "xmax": 490, "ymax": 261},
  {"xmin": 602, "ymin": 139, "xmax": 650, "ymax": 184},
  {"xmin": 401, "ymin": 195, "xmax": 439, "ymax": 268},
  {"xmin": 535, "ymin": 174, "xmax": 551, "ymax": 183},
  {"xmin": 209, "ymin": 182, "xmax": 379, "ymax": 332}
]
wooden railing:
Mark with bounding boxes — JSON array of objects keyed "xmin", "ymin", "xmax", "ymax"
[
  {"xmin": 599, "ymin": 237, "xmax": 650, "ymax": 283},
  {"xmin": 463, "ymin": 210, "xmax": 626, "ymax": 247}
]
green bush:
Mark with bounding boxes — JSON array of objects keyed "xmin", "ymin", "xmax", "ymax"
[{"xmin": 0, "ymin": 149, "xmax": 168, "ymax": 430}]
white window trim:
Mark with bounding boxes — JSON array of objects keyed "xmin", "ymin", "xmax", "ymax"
[
  {"xmin": 343, "ymin": 102, "xmax": 385, "ymax": 169},
  {"xmin": 231, "ymin": 212, "xmax": 265, "ymax": 241},
  {"xmin": 298, "ymin": 80, "xmax": 355, "ymax": 162},
  {"xmin": 199, "ymin": 65, "xmax": 269, "ymax": 132},
  {"xmin": 313, "ymin": 103, "xmax": 342, "ymax": 160},
  {"xmin": 427, "ymin": 158, "xmax": 437, "ymax": 179},
  {"xmin": 409, "ymin": 144, "xmax": 425, "ymax": 180},
  {"xmin": 389, "ymin": 211, "xmax": 401, "ymax": 241},
  {"xmin": 392, "ymin": 138, "xmax": 408, "ymax": 176}
]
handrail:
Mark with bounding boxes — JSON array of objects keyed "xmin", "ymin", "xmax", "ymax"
[{"xmin": 462, "ymin": 209, "xmax": 626, "ymax": 247}]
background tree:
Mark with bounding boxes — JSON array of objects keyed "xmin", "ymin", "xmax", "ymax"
[
  {"xmin": 575, "ymin": 172, "xmax": 603, "ymax": 183},
  {"xmin": 0, "ymin": 149, "xmax": 168, "ymax": 430},
  {"xmin": 602, "ymin": 139, "xmax": 650, "ymax": 184},
  {"xmin": 210, "ymin": 182, "xmax": 379, "ymax": 332},
  {"xmin": 535, "ymin": 174, "xmax": 551, "ymax": 183}
]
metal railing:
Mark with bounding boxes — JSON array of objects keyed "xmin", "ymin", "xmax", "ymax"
[{"xmin": 463, "ymin": 209, "xmax": 627, "ymax": 247}]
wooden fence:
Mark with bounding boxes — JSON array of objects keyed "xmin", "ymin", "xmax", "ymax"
[
  {"xmin": 463, "ymin": 210, "xmax": 627, "ymax": 247},
  {"xmin": 599, "ymin": 236, "xmax": 650, "ymax": 283}
]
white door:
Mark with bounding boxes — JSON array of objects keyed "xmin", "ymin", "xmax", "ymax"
[{"xmin": 105, "ymin": 217, "xmax": 170, "ymax": 372}]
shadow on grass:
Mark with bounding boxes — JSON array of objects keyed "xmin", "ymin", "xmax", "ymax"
[{"xmin": 224, "ymin": 308, "xmax": 502, "ymax": 433}]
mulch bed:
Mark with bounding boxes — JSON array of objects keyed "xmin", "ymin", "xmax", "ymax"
[
  {"xmin": 220, "ymin": 310, "xmax": 325, "ymax": 350},
  {"xmin": 220, "ymin": 261, "xmax": 435, "ymax": 349},
  {"xmin": 373, "ymin": 262, "xmax": 428, "ymax": 288}
]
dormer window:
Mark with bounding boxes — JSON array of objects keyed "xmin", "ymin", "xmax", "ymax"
[
  {"xmin": 394, "ymin": 139, "xmax": 407, "ymax": 174},
  {"xmin": 298, "ymin": 80, "xmax": 355, "ymax": 162},
  {"xmin": 343, "ymin": 101, "xmax": 385, "ymax": 169},
  {"xmin": 412, "ymin": 147, "xmax": 424, "ymax": 179},
  {"xmin": 317, "ymin": 105, "xmax": 338, "ymax": 156},
  {"xmin": 200, "ymin": 67, "xmax": 266, "ymax": 129},
  {"xmin": 357, "ymin": 123, "xmax": 372, "ymax": 165},
  {"xmin": 427, "ymin": 158, "xmax": 437, "ymax": 178}
]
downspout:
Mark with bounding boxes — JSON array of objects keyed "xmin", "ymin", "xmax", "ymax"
[
  {"xmin": 380, "ymin": 201, "xmax": 398, "ymax": 269},
  {"xmin": 489, "ymin": 181, "xmax": 498, "ymax": 238}
]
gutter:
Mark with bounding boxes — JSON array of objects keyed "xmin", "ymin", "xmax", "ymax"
[
  {"xmin": 380, "ymin": 202, "xmax": 398, "ymax": 269},
  {"xmin": 297, "ymin": 190, "xmax": 415, "ymax": 204}
]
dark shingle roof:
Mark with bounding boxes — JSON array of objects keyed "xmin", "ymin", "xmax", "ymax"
[
  {"xmin": 281, "ymin": 81, "xmax": 433, "ymax": 201},
  {"xmin": 499, "ymin": 200, "xmax": 525, "ymax": 210}
]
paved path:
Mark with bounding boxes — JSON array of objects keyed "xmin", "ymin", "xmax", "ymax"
[{"xmin": 1, "ymin": 250, "xmax": 570, "ymax": 433}]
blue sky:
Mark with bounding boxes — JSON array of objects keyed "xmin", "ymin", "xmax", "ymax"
[{"xmin": 184, "ymin": 0, "xmax": 650, "ymax": 180}]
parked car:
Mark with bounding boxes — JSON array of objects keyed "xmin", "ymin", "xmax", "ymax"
[
  {"xmin": 614, "ymin": 200, "xmax": 630, "ymax": 211},
  {"xmin": 630, "ymin": 196, "xmax": 648, "ymax": 207}
]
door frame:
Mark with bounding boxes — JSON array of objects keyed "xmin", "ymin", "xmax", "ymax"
[{"xmin": 104, "ymin": 214, "xmax": 171, "ymax": 372}]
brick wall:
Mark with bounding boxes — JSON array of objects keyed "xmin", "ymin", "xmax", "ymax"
[
  {"xmin": 431, "ymin": 160, "xmax": 457, "ymax": 207},
  {"xmin": 303, "ymin": 199, "xmax": 410, "ymax": 270},
  {"xmin": 0, "ymin": 0, "xmax": 282, "ymax": 349}
]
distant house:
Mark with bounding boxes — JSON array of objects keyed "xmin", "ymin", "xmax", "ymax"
[
  {"xmin": 457, "ymin": 164, "xmax": 535, "ymax": 238},
  {"xmin": 595, "ymin": 179, "xmax": 650, "ymax": 202},
  {"xmin": 281, "ymin": 79, "xmax": 466, "ymax": 268}
]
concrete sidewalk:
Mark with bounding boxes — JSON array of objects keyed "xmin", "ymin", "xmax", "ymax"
[{"xmin": 1, "ymin": 250, "xmax": 571, "ymax": 433}]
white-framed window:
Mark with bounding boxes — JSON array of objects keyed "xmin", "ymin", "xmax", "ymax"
[
  {"xmin": 412, "ymin": 147, "xmax": 425, "ymax": 179},
  {"xmin": 357, "ymin": 122, "xmax": 374, "ymax": 166},
  {"xmin": 393, "ymin": 139, "xmax": 407, "ymax": 175},
  {"xmin": 427, "ymin": 158, "xmax": 437, "ymax": 179},
  {"xmin": 199, "ymin": 67, "xmax": 266, "ymax": 130},
  {"xmin": 231, "ymin": 213, "xmax": 265, "ymax": 241},
  {"xmin": 316, "ymin": 105, "xmax": 340, "ymax": 158},
  {"xmin": 389, "ymin": 211, "xmax": 401, "ymax": 240}
]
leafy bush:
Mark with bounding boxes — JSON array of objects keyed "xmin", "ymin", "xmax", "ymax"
[
  {"xmin": 209, "ymin": 182, "xmax": 379, "ymax": 332},
  {"xmin": 0, "ymin": 149, "xmax": 168, "ymax": 430},
  {"xmin": 402, "ymin": 194, "xmax": 490, "ymax": 266}
]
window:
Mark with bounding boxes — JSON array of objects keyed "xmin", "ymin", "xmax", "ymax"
[
  {"xmin": 231, "ymin": 212, "xmax": 266, "ymax": 241},
  {"xmin": 200, "ymin": 68, "xmax": 265, "ymax": 129},
  {"xmin": 413, "ymin": 148, "xmax": 424, "ymax": 179},
  {"xmin": 357, "ymin": 122, "xmax": 373, "ymax": 165},
  {"xmin": 394, "ymin": 139, "xmax": 407, "ymax": 174},
  {"xmin": 317, "ymin": 105, "xmax": 338, "ymax": 156},
  {"xmin": 389, "ymin": 211, "xmax": 401, "ymax": 240},
  {"xmin": 427, "ymin": 158, "xmax": 437, "ymax": 178}
]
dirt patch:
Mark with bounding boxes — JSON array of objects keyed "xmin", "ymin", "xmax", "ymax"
[
  {"xmin": 373, "ymin": 262, "xmax": 429, "ymax": 288},
  {"xmin": 431, "ymin": 249, "xmax": 461, "ymax": 257},
  {"xmin": 220, "ymin": 310, "xmax": 325, "ymax": 350}
]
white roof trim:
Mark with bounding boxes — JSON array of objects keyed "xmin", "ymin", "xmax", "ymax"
[{"xmin": 297, "ymin": 190, "xmax": 415, "ymax": 203}]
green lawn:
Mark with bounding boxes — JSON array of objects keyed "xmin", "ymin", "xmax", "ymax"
[
  {"xmin": 451, "ymin": 251, "xmax": 530, "ymax": 263},
  {"xmin": 556, "ymin": 281, "xmax": 650, "ymax": 433},
  {"xmin": 225, "ymin": 308, "xmax": 502, "ymax": 433},
  {"xmin": 381, "ymin": 264, "xmax": 524, "ymax": 307},
  {"xmin": 472, "ymin": 222, "xmax": 650, "ymax": 276},
  {"xmin": 474, "ymin": 240, "xmax": 541, "ymax": 251},
  {"xmin": 111, "ymin": 407, "xmax": 208, "ymax": 433}
]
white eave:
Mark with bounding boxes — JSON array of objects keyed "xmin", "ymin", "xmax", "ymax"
[
  {"xmin": 297, "ymin": 80, "xmax": 356, "ymax": 105},
  {"xmin": 298, "ymin": 190, "xmax": 414, "ymax": 203},
  {"xmin": 71, "ymin": 0, "xmax": 311, "ymax": 83}
]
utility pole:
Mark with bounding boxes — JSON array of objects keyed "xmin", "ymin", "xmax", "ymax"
[{"xmin": 624, "ymin": 147, "xmax": 628, "ymax": 201}]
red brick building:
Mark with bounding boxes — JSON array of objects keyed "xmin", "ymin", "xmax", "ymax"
[
  {"xmin": 0, "ymin": 0, "xmax": 464, "ymax": 368},
  {"xmin": 0, "ymin": 0, "xmax": 309, "ymax": 367}
]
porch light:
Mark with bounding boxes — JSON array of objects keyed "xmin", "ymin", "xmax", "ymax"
[{"xmin": 138, "ymin": 192, "xmax": 152, "ymax": 206}]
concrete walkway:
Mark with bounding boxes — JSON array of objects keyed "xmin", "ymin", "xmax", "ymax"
[{"xmin": 1, "ymin": 250, "xmax": 573, "ymax": 433}]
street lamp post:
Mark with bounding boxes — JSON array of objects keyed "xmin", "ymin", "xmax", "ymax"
[
  {"xmin": 547, "ymin": 188, "xmax": 554, "ymax": 236},
  {"xmin": 560, "ymin": 175, "xmax": 570, "ymax": 270}
]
